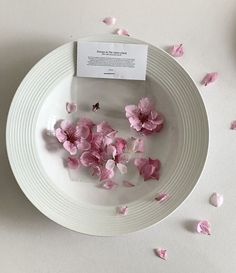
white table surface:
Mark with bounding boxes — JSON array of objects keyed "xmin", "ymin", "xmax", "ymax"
[{"xmin": 0, "ymin": 0, "xmax": 236, "ymax": 272}]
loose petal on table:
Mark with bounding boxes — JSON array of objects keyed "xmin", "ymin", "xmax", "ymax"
[
  {"xmin": 102, "ymin": 16, "xmax": 117, "ymax": 26},
  {"xmin": 196, "ymin": 220, "xmax": 211, "ymax": 235},
  {"xmin": 115, "ymin": 28, "xmax": 130, "ymax": 36},
  {"xmin": 170, "ymin": 44, "xmax": 184, "ymax": 57},
  {"xmin": 117, "ymin": 205, "xmax": 128, "ymax": 215},
  {"xmin": 66, "ymin": 102, "xmax": 77, "ymax": 113},
  {"xmin": 155, "ymin": 193, "xmax": 170, "ymax": 203},
  {"xmin": 201, "ymin": 72, "xmax": 218, "ymax": 86},
  {"xmin": 210, "ymin": 192, "xmax": 224, "ymax": 207},
  {"xmin": 155, "ymin": 248, "xmax": 168, "ymax": 260},
  {"xmin": 230, "ymin": 120, "xmax": 236, "ymax": 130}
]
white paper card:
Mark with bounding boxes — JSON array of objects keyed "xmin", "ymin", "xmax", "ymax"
[{"xmin": 77, "ymin": 42, "xmax": 148, "ymax": 80}]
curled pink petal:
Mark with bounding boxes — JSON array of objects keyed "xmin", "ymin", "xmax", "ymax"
[
  {"xmin": 155, "ymin": 193, "xmax": 170, "ymax": 202},
  {"xmin": 55, "ymin": 128, "xmax": 67, "ymax": 143},
  {"xmin": 197, "ymin": 220, "xmax": 211, "ymax": 235},
  {"xmin": 170, "ymin": 44, "xmax": 184, "ymax": 57},
  {"xmin": 230, "ymin": 120, "xmax": 236, "ymax": 130},
  {"xmin": 101, "ymin": 180, "xmax": 118, "ymax": 190},
  {"xmin": 128, "ymin": 116, "xmax": 142, "ymax": 131},
  {"xmin": 105, "ymin": 159, "xmax": 116, "ymax": 170},
  {"xmin": 201, "ymin": 72, "xmax": 218, "ymax": 86},
  {"xmin": 67, "ymin": 157, "xmax": 80, "ymax": 169},
  {"xmin": 117, "ymin": 163, "xmax": 127, "ymax": 174},
  {"xmin": 66, "ymin": 102, "xmax": 77, "ymax": 113},
  {"xmin": 117, "ymin": 205, "xmax": 128, "ymax": 215},
  {"xmin": 123, "ymin": 180, "xmax": 135, "ymax": 187},
  {"xmin": 115, "ymin": 28, "xmax": 130, "ymax": 36},
  {"xmin": 102, "ymin": 16, "xmax": 117, "ymax": 26},
  {"xmin": 155, "ymin": 248, "xmax": 168, "ymax": 260},
  {"xmin": 63, "ymin": 141, "xmax": 77, "ymax": 155},
  {"xmin": 210, "ymin": 192, "xmax": 223, "ymax": 207}
]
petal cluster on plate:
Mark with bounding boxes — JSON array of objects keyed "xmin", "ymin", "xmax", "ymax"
[{"xmin": 51, "ymin": 97, "xmax": 164, "ymax": 188}]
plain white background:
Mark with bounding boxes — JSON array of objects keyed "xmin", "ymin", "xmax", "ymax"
[{"xmin": 0, "ymin": 0, "xmax": 236, "ymax": 272}]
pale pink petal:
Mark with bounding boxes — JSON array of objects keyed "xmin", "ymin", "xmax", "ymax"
[
  {"xmin": 101, "ymin": 180, "xmax": 118, "ymax": 190},
  {"xmin": 78, "ymin": 118, "xmax": 95, "ymax": 130},
  {"xmin": 102, "ymin": 16, "xmax": 117, "ymax": 26},
  {"xmin": 131, "ymin": 137, "xmax": 144, "ymax": 153},
  {"xmin": 60, "ymin": 120, "xmax": 73, "ymax": 131},
  {"xmin": 117, "ymin": 163, "xmax": 127, "ymax": 174},
  {"xmin": 104, "ymin": 130, "xmax": 117, "ymax": 145},
  {"xmin": 115, "ymin": 28, "xmax": 130, "ymax": 36},
  {"xmin": 92, "ymin": 102, "xmax": 100, "ymax": 112},
  {"xmin": 97, "ymin": 121, "xmax": 115, "ymax": 135},
  {"xmin": 170, "ymin": 44, "xmax": 184, "ymax": 57},
  {"xmin": 155, "ymin": 193, "xmax": 170, "ymax": 202},
  {"xmin": 141, "ymin": 164, "xmax": 156, "ymax": 181},
  {"xmin": 201, "ymin": 72, "xmax": 218, "ymax": 86},
  {"xmin": 80, "ymin": 151, "xmax": 100, "ymax": 167},
  {"xmin": 128, "ymin": 116, "xmax": 142, "ymax": 131},
  {"xmin": 55, "ymin": 128, "xmax": 67, "ymax": 143},
  {"xmin": 63, "ymin": 141, "xmax": 77, "ymax": 155},
  {"xmin": 210, "ymin": 193, "xmax": 224, "ymax": 207},
  {"xmin": 114, "ymin": 137, "xmax": 127, "ymax": 155},
  {"xmin": 105, "ymin": 159, "xmax": 116, "ymax": 170},
  {"xmin": 230, "ymin": 120, "xmax": 236, "ymax": 130},
  {"xmin": 134, "ymin": 158, "xmax": 148, "ymax": 170},
  {"xmin": 125, "ymin": 105, "xmax": 140, "ymax": 118},
  {"xmin": 106, "ymin": 145, "xmax": 117, "ymax": 159},
  {"xmin": 155, "ymin": 248, "xmax": 168, "ymax": 260},
  {"xmin": 67, "ymin": 157, "xmax": 80, "ymax": 169},
  {"xmin": 142, "ymin": 121, "xmax": 157, "ymax": 130},
  {"xmin": 76, "ymin": 139, "xmax": 91, "ymax": 151},
  {"xmin": 117, "ymin": 205, "xmax": 128, "ymax": 215},
  {"xmin": 100, "ymin": 167, "xmax": 115, "ymax": 181},
  {"xmin": 138, "ymin": 97, "xmax": 154, "ymax": 115},
  {"xmin": 197, "ymin": 220, "xmax": 211, "ymax": 235},
  {"xmin": 76, "ymin": 125, "xmax": 90, "ymax": 139},
  {"xmin": 66, "ymin": 102, "xmax": 77, "ymax": 113},
  {"xmin": 123, "ymin": 180, "xmax": 135, "ymax": 187}
]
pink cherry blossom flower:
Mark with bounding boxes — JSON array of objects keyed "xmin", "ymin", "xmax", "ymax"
[
  {"xmin": 66, "ymin": 102, "xmax": 77, "ymax": 114},
  {"xmin": 196, "ymin": 220, "xmax": 211, "ymax": 235},
  {"xmin": 115, "ymin": 28, "xmax": 130, "ymax": 36},
  {"xmin": 155, "ymin": 248, "xmax": 168, "ymax": 260},
  {"xmin": 123, "ymin": 180, "xmax": 135, "ymax": 187},
  {"xmin": 201, "ymin": 72, "xmax": 218, "ymax": 86},
  {"xmin": 230, "ymin": 120, "xmax": 236, "ymax": 130},
  {"xmin": 155, "ymin": 193, "xmax": 170, "ymax": 202},
  {"xmin": 102, "ymin": 16, "xmax": 117, "ymax": 26},
  {"xmin": 101, "ymin": 180, "xmax": 118, "ymax": 190},
  {"xmin": 55, "ymin": 120, "xmax": 91, "ymax": 155},
  {"xmin": 210, "ymin": 193, "xmax": 223, "ymax": 207},
  {"xmin": 67, "ymin": 157, "xmax": 80, "ymax": 169},
  {"xmin": 117, "ymin": 205, "xmax": 128, "ymax": 215},
  {"xmin": 170, "ymin": 44, "xmax": 184, "ymax": 57},
  {"xmin": 134, "ymin": 157, "xmax": 161, "ymax": 181},
  {"xmin": 125, "ymin": 97, "xmax": 164, "ymax": 135}
]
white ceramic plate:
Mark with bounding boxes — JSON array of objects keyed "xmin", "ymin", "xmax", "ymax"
[{"xmin": 6, "ymin": 35, "xmax": 208, "ymax": 236}]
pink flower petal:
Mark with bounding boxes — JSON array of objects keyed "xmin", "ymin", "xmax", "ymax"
[
  {"xmin": 134, "ymin": 157, "xmax": 161, "ymax": 181},
  {"xmin": 114, "ymin": 137, "xmax": 127, "ymax": 155},
  {"xmin": 123, "ymin": 180, "xmax": 135, "ymax": 187},
  {"xmin": 92, "ymin": 102, "xmax": 100, "ymax": 112},
  {"xmin": 78, "ymin": 118, "xmax": 95, "ymax": 130},
  {"xmin": 66, "ymin": 102, "xmax": 77, "ymax": 114},
  {"xmin": 131, "ymin": 137, "xmax": 144, "ymax": 153},
  {"xmin": 197, "ymin": 220, "xmax": 211, "ymax": 235},
  {"xmin": 60, "ymin": 120, "xmax": 73, "ymax": 131},
  {"xmin": 101, "ymin": 180, "xmax": 118, "ymax": 190},
  {"xmin": 155, "ymin": 248, "xmax": 168, "ymax": 260},
  {"xmin": 210, "ymin": 193, "xmax": 224, "ymax": 207},
  {"xmin": 97, "ymin": 121, "xmax": 115, "ymax": 136},
  {"xmin": 80, "ymin": 151, "xmax": 100, "ymax": 167},
  {"xmin": 201, "ymin": 72, "xmax": 218, "ymax": 86},
  {"xmin": 105, "ymin": 159, "xmax": 116, "ymax": 170},
  {"xmin": 115, "ymin": 28, "xmax": 130, "ymax": 36},
  {"xmin": 104, "ymin": 130, "xmax": 117, "ymax": 145},
  {"xmin": 170, "ymin": 44, "xmax": 184, "ymax": 57},
  {"xmin": 55, "ymin": 128, "xmax": 67, "ymax": 143},
  {"xmin": 63, "ymin": 141, "xmax": 77, "ymax": 155},
  {"xmin": 125, "ymin": 105, "xmax": 140, "ymax": 118},
  {"xmin": 102, "ymin": 16, "xmax": 117, "ymax": 26},
  {"xmin": 76, "ymin": 139, "xmax": 91, "ymax": 151},
  {"xmin": 76, "ymin": 125, "xmax": 90, "ymax": 139},
  {"xmin": 106, "ymin": 144, "xmax": 117, "ymax": 159},
  {"xmin": 67, "ymin": 157, "xmax": 80, "ymax": 169},
  {"xmin": 155, "ymin": 193, "xmax": 170, "ymax": 203},
  {"xmin": 134, "ymin": 158, "xmax": 148, "ymax": 170},
  {"xmin": 117, "ymin": 205, "xmax": 128, "ymax": 215},
  {"xmin": 138, "ymin": 97, "xmax": 154, "ymax": 115},
  {"xmin": 230, "ymin": 120, "xmax": 236, "ymax": 130},
  {"xmin": 100, "ymin": 167, "xmax": 115, "ymax": 181},
  {"xmin": 128, "ymin": 116, "xmax": 142, "ymax": 131},
  {"xmin": 117, "ymin": 163, "xmax": 127, "ymax": 174}
]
